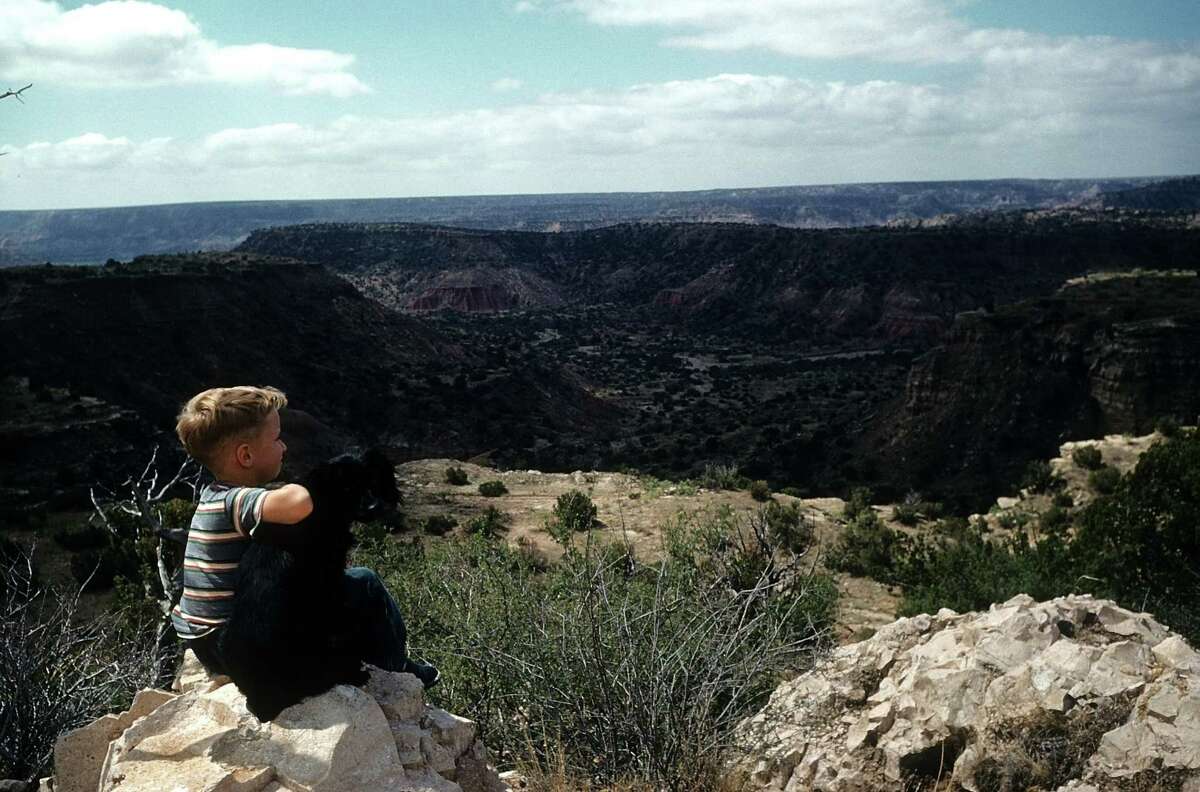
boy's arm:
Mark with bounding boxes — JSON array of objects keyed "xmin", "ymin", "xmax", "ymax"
[{"xmin": 260, "ymin": 484, "xmax": 313, "ymax": 525}]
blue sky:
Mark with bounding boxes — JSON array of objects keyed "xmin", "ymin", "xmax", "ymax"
[{"xmin": 1, "ymin": 0, "xmax": 1198, "ymax": 209}]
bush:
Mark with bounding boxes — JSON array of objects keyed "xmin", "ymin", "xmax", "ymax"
[
  {"xmin": 1039, "ymin": 504, "xmax": 1070, "ymax": 535},
  {"xmin": 697, "ymin": 462, "xmax": 748, "ymax": 491},
  {"xmin": 881, "ymin": 430, "xmax": 1200, "ymax": 646},
  {"xmin": 478, "ymin": 480, "xmax": 508, "ymax": 497},
  {"xmin": 1156, "ymin": 416, "xmax": 1181, "ymax": 438},
  {"xmin": 353, "ymin": 510, "xmax": 837, "ymax": 790},
  {"xmin": 1, "ymin": 546, "xmax": 159, "ymax": 782},
  {"xmin": 826, "ymin": 509, "xmax": 903, "ymax": 581},
  {"xmin": 1052, "ymin": 491, "xmax": 1075, "ymax": 509},
  {"xmin": 1021, "ymin": 460, "xmax": 1065, "ymax": 494},
  {"xmin": 465, "ymin": 506, "xmax": 506, "ymax": 538},
  {"xmin": 893, "ymin": 491, "xmax": 923, "ymax": 526},
  {"xmin": 1071, "ymin": 445, "xmax": 1104, "ymax": 470},
  {"xmin": 842, "ymin": 487, "xmax": 873, "ymax": 520},
  {"xmin": 444, "ymin": 466, "xmax": 469, "ymax": 486},
  {"xmin": 422, "ymin": 514, "xmax": 458, "ymax": 536},
  {"xmin": 748, "ymin": 480, "xmax": 771, "ymax": 502},
  {"xmin": 1088, "ymin": 466, "xmax": 1121, "ymax": 495},
  {"xmin": 550, "ymin": 490, "xmax": 597, "ymax": 540},
  {"xmin": 762, "ymin": 501, "xmax": 813, "ymax": 555}
]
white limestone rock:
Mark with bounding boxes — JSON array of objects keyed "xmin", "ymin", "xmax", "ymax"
[
  {"xmin": 49, "ymin": 661, "xmax": 505, "ymax": 792},
  {"xmin": 732, "ymin": 594, "xmax": 1200, "ymax": 791}
]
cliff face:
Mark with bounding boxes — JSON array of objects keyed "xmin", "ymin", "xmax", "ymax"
[
  {"xmin": 238, "ymin": 212, "xmax": 1200, "ymax": 345},
  {"xmin": 868, "ymin": 274, "xmax": 1200, "ymax": 507},
  {"xmin": 1088, "ymin": 318, "xmax": 1200, "ymax": 432}
]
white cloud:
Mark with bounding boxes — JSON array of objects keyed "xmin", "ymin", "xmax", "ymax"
[
  {"xmin": 491, "ymin": 77, "xmax": 524, "ymax": 92},
  {"xmin": 562, "ymin": 0, "xmax": 972, "ymax": 62},
  {"xmin": 0, "ymin": 0, "xmax": 369, "ymax": 96},
  {"xmin": 5, "ymin": 61, "xmax": 1197, "ymax": 209}
]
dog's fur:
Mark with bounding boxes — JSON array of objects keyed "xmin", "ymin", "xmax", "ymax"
[{"xmin": 219, "ymin": 447, "xmax": 399, "ymax": 721}]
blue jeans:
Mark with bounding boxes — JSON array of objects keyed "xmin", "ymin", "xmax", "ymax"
[
  {"xmin": 342, "ymin": 566, "xmax": 410, "ymax": 672},
  {"xmin": 191, "ymin": 567, "xmax": 411, "ymax": 675}
]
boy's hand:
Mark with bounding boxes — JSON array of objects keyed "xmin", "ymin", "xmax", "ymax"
[{"xmin": 260, "ymin": 484, "xmax": 314, "ymax": 525}]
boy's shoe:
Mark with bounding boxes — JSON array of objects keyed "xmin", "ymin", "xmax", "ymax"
[{"xmin": 404, "ymin": 658, "xmax": 440, "ymax": 689}]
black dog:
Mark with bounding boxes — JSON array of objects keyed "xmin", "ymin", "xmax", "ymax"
[{"xmin": 220, "ymin": 447, "xmax": 399, "ymax": 721}]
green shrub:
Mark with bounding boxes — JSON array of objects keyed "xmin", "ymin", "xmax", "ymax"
[
  {"xmin": 1088, "ymin": 466, "xmax": 1121, "ymax": 495},
  {"xmin": 697, "ymin": 462, "xmax": 748, "ymax": 491},
  {"xmin": 897, "ymin": 529, "xmax": 1074, "ymax": 619},
  {"xmin": 1039, "ymin": 504, "xmax": 1070, "ymax": 535},
  {"xmin": 748, "ymin": 480, "xmax": 771, "ymax": 502},
  {"xmin": 551, "ymin": 490, "xmax": 597, "ymax": 537},
  {"xmin": 996, "ymin": 510, "xmax": 1030, "ymax": 531},
  {"xmin": 762, "ymin": 501, "xmax": 813, "ymax": 555},
  {"xmin": 842, "ymin": 487, "xmax": 873, "ymax": 520},
  {"xmin": 478, "ymin": 480, "xmax": 508, "ymax": 497},
  {"xmin": 883, "ymin": 430, "xmax": 1200, "ymax": 646},
  {"xmin": 1071, "ymin": 446, "xmax": 1104, "ymax": 470},
  {"xmin": 444, "ymin": 466, "xmax": 469, "ymax": 486},
  {"xmin": 1021, "ymin": 460, "xmax": 1065, "ymax": 494},
  {"xmin": 826, "ymin": 509, "xmax": 902, "ymax": 581},
  {"xmin": 352, "ymin": 509, "xmax": 837, "ymax": 789},
  {"xmin": 1052, "ymin": 492, "xmax": 1075, "ymax": 509},
  {"xmin": 1156, "ymin": 416, "xmax": 1181, "ymax": 438},
  {"xmin": 422, "ymin": 514, "xmax": 457, "ymax": 536},
  {"xmin": 893, "ymin": 491, "xmax": 923, "ymax": 526},
  {"xmin": 1073, "ymin": 429, "xmax": 1200, "ymax": 638},
  {"xmin": 465, "ymin": 506, "xmax": 506, "ymax": 538}
]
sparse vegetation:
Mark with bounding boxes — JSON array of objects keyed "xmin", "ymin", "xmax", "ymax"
[
  {"xmin": 353, "ymin": 505, "xmax": 837, "ymax": 790},
  {"xmin": 445, "ymin": 466, "xmax": 469, "ymax": 486},
  {"xmin": 422, "ymin": 514, "xmax": 458, "ymax": 536},
  {"xmin": 842, "ymin": 487, "xmax": 873, "ymax": 521},
  {"xmin": 546, "ymin": 490, "xmax": 597, "ymax": 544},
  {"xmin": 0, "ymin": 545, "xmax": 160, "ymax": 783},
  {"xmin": 1087, "ymin": 465, "xmax": 1120, "ymax": 495},
  {"xmin": 826, "ymin": 508, "xmax": 903, "ymax": 582},
  {"xmin": 1020, "ymin": 460, "xmax": 1065, "ymax": 494},
  {"xmin": 697, "ymin": 462, "xmax": 748, "ymax": 491},
  {"xmin": 1071, "ymin": 445, "xmax": 1103, "ymax": 470},
  {"xmin": 464, "ymin": 506, "xmax": 506, "ymax": 538},
  {"xmin": 478, "ymin": 480, "xmax": 508, "ymax": 497},
  {"xmin": 839, "ymin": 429, "xmax": 1200, "ymax": 645},
  {"xmin": 892, "ymin": 491, "xmax": 923, "ymax": 526}
]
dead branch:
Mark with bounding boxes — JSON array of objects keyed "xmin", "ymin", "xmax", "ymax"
[{"xmin": 0, "ymin": 84, "xmax": 31, "ymax": 103}]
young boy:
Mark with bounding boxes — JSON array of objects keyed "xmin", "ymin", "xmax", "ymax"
[{"xmin": 172, "ymin": 385, "xmax": 438, "ymax": 688}]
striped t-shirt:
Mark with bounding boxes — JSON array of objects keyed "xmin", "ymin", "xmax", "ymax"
[{"xmin": 171, "ymin": 482, "xmax": 270, "ymax": 640}]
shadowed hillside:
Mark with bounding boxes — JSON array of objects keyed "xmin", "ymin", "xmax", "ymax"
[{"xmin": 0, "ymin": 253, "xmax": 619, "ymax": 504}]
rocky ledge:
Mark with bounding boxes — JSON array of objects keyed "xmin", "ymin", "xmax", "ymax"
[
  {"xmin": 49, "ymin": 652, "xmax": 507, "ymax": 792},
  {"xmin": 732, "ymin": 594, "xmax": 1200, "ymax": 791}
]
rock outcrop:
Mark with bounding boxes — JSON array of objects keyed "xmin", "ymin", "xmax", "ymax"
[
  {"xmin": 732, "ymin": 594, "xmax": 1200, "ymax": 792},
  {"xmin": 51, "ymin": 653, "xmax": 506, "ymax": 792},
  {"xmin": 868, "ymin": 272, "xmax": 1200, "ymax": 509}
]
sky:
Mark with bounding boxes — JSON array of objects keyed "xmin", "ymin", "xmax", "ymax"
[{"xmin": 1, "ymin": 0, "xmax": 1198, "ymax": 210}]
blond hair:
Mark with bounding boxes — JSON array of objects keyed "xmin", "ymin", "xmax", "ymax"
[{"xmin": 175, "ymin": 386, "xmax": 288, "ymax": 468}]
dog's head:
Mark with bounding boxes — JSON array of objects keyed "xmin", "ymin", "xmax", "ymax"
[
  {"xmin": 297, "ymin": 447, "xmax": 400, "ymax": 547},
  {"xmin": 303, "ymin": 447, "xmax": 399, "ymax": 519}
]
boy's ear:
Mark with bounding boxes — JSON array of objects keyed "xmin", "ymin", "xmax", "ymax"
[{"xmin": 234, "ymin": 441, "xmax": 254, "ymax": 469}]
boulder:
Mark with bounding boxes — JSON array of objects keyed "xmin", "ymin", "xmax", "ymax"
[
  {"xmin": 52, "ymin": 654, "xmax": 506, "ymax": 792},
  {"xmin": 732, "ymin": 594, "xmax": 1200, "ymax": 791}
]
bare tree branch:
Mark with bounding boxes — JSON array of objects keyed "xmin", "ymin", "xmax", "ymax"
[{"xmin": 0, "ymin": 84, "xmax": 31, "ymax": 103}]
